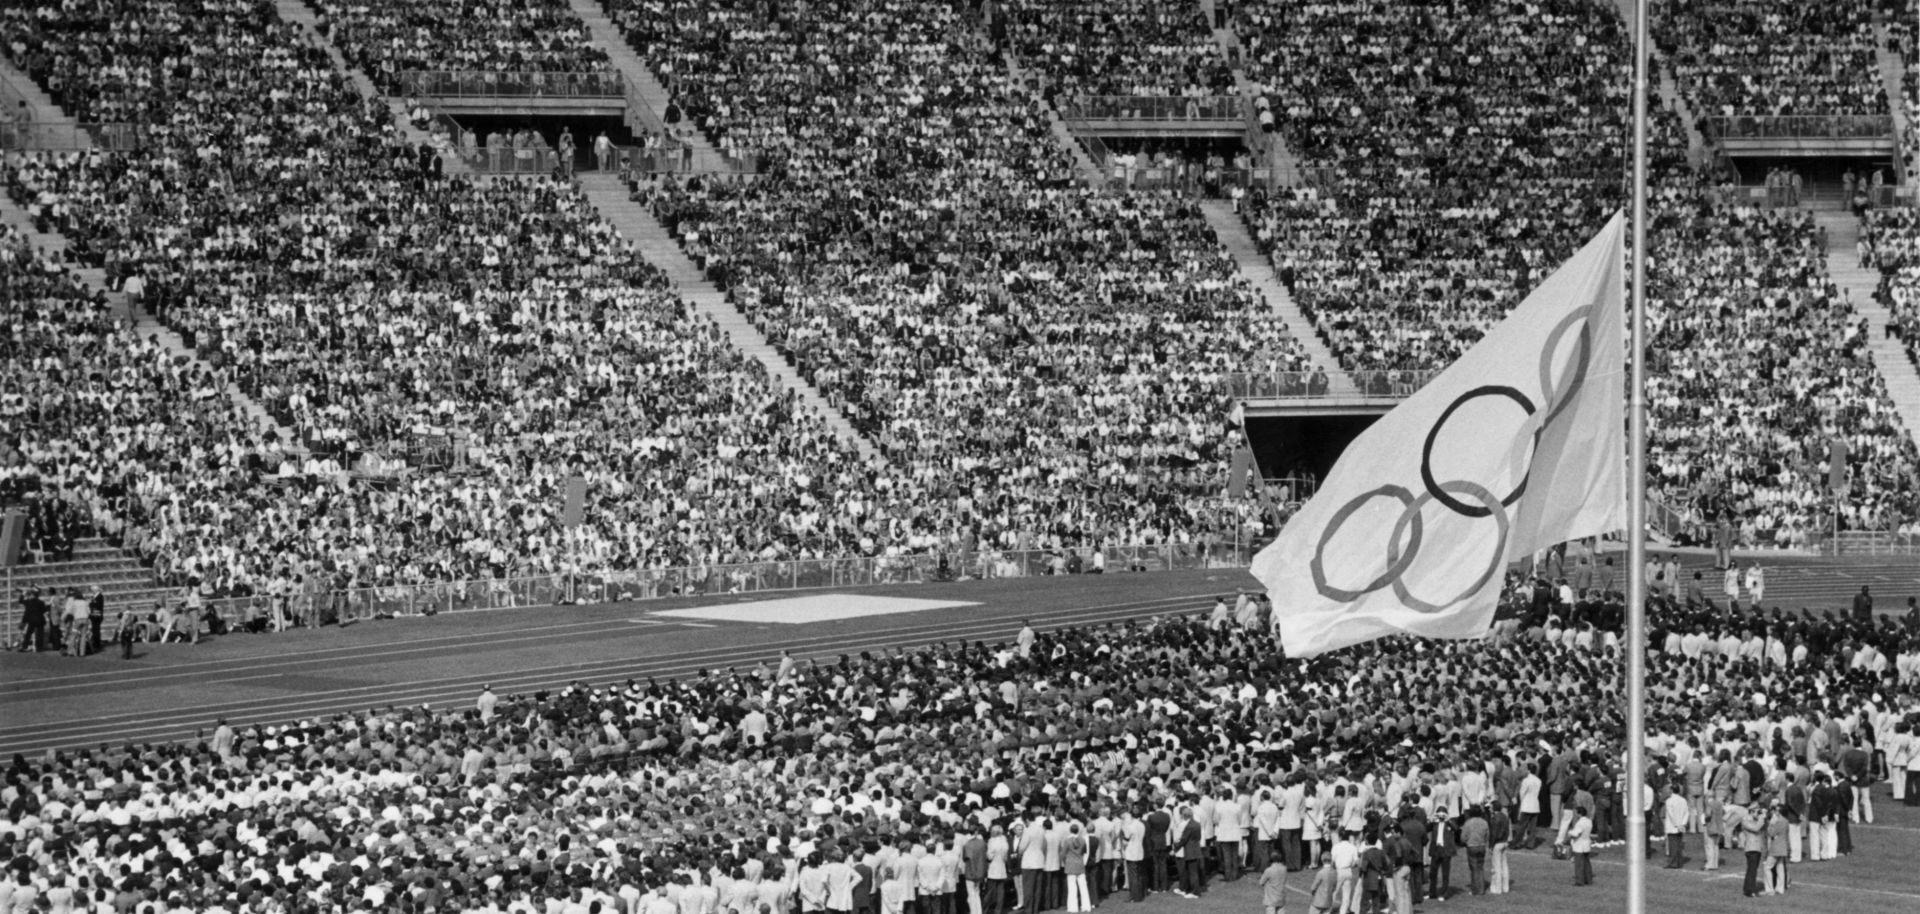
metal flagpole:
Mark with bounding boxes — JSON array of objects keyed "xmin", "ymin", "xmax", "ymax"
[{"xmin": 1625, "ymin": 0, "xmax": 1652, "ymax": 911}]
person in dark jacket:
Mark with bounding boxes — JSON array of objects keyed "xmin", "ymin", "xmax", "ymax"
[
  {"xmin": 1399, "ymin": 807, "xmax": 1428, "ymax": 904},
  {"xmin": 17, "ymin": 588, "xmax": 48, "ymax": 652},
  {"xmin": 1145, "ymin": 806, "xmax": 1171, "ymax": 893},
  {"xmin": 1783, "ymin": 773, "xmax": 1809, "ymax": 863},
  {"xmin": 1177, "ymin": 807, "xmax": 1205, "ymax": 896},
  {"xmin": 1427, "ymin": 814, "xmax": 1457, "ymax": 900},
  {"xmin": 1358, "ymin": 837, "xmax": 1390, "ymax": 914},
  {"xmin": 1834, "ymin": 778, "xmax": 1854, "ymax": 855},
  {"xmin": 1806, "ymin": 774, "xmax": 1835, "ymax": 861},
  {"xmin": 86, "ymin": 587, "xmax": 106, "ymax": 653}
]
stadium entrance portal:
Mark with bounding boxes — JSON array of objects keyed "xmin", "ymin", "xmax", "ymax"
[
  {"xmin": 1717, "ymin": 154, "xmax": 1902, "ymax": 208},
  {"xmin": 1239, "ymin": 402, "xmax": 1393, "ymax": 508}
]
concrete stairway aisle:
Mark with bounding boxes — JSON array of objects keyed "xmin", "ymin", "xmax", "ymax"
[
  {"xmin": 1265, "ymin": 131, "xmax": 1309, "ymax": 188},
  {"xmin": 1, "ymin": 58, "xmax": 60, "ymax": 118},
  {"xmin": 0, "ymin": 196, "xmax": 118, "ymax": 315},
  {"xmin": 576, "ymin": 175, "xmax": 882, "ymax": 462},
  {"xmin": 273, "ymin": 0, "xmax": 468, "ymax": 173},
  {"xmin": 1, "ymin": 58, "xmax": 91, "ymax": 150},
  {"xmin": 1, "ymin": 57, "xmax": 73, "ymax": 121},
  {"xmin": 1608, "ymin": 0, "xmax": 1638, "ymax": 31},
  {"xmin": 1197, "ymin": 0, "xmax": 1254, "ymax": 97},
  {"xmin": 1194, "ymin": 0, "xmax": 1309, "ymax": 185},
  {"xmin": 273, "ymin": 1, "xmax": 375, "ymax": 97},
  {"xmin": 1875, "ymin": 26, "xmax": 1911, "ymax": 177},
  {"xmin": 1658, "ymin": 65, "xmax": 1711, "ymax": 170},
  {"xmin": 1043, "ymin": 105, "xmax": 1106, "ymax": 187},
  {"xmin": 2, "ymin": 537, "xmax": 179, "ymax": 614},
  {"xmin": 1001, "ymin": 56, "xmax": 1105, "ymax": 187},
  {"xmin": 1199, "ymin": 200, "xmax": 1357, "ymax": 394},
  {"xmin": 564, "ymin": 0, "xmax": 719, "ymax": 159},
  {"xmin": 0, "ymin": 198, "xmax": 291, "ymax": 441},
  {"xmin": 1818, "ymin": 210, "xmax": 1920, "ymax": 438}
]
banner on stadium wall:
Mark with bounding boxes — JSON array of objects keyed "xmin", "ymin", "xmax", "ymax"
[
  {"xmin": 1227, "ymin": 447, "xmax": 1255, "ymax": 499},
  {"xmin": 1251, "ymin": 213, "xmax": 1627, "ymax": 657},
  {"xmin": 1828, "ymin": 439, "xmax": 1848, "ymax": 494},
  {"xmin": 563, "ymin": 476, "xmax": 586, "ymax": 528}
]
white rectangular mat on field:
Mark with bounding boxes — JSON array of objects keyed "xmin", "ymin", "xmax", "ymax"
[{"xmin": 654, "ymin": 594, "xmax": 979, "ymax": 625}]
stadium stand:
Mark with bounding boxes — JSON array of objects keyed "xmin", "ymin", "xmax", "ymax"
[
  {"xmin": 1649, "ymin": 196, "xmax": 1919, "ymax": 546},
  {"xmin": 0, "ymin": 0, "xmax": 1912, "ymax": 592},
  {"xmin": 995, "ymin": 0, "xmax": 1235, "ymax": 98},
  {"xmin": 0, "ymin": 2, "xmax": 874, "ymax": 609},
  {"xmin": 2, "ymin": 1, "xmax": 1920, "ymax": 913},
  {"xmin": 1226, "ymin": 0, "xmax": 1919, "ymax": 547},
  {"xmin": 1660, "ymin": 0, "xmax": 1887, "ymax": 118},
  {"xmin": 1232, "ymin": 0, "xmax": 1634, "ymax": 372},
  {"xmin": 0, "ymin": 0, "xmax": 347, "ymax": 126},
  {"xmin": 2, "ymin": 0, "xmax": 1280, "ymax": 629},
  {"xmin": 614, "ymin": 0, "xmax": 1308, "ymax": 553},
  {"xmin": 307, "ymin": 0, "xmax": 617, "ymax": 96}
]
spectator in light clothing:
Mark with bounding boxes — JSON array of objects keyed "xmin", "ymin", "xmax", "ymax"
[
  {"xmin": 594, "ymin": 131, "xmax": 614, "ymax": 172},
  {"xmin": 1485, "ymin": 803, "xmax": 1511, "ymax": 895},
  {"xmin": 1663, "ymin": 786, "xmax": 1691, "ymax": 868},
  {"xmin": 1215, "ymin": 786, "xmax": 1245, "ymax": 881},
  {"xmin": 1567, "ymin": 807, "xmax": 1594, "ymax": 887},
  {"xmin": 1062, "ymin": 823, "xmax": 1090, "ymax": 913}
]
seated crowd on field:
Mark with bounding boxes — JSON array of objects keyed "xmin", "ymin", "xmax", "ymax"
[{"xmin": 2, "ymin": 585, "xmax": 1919, "ymax": 912}]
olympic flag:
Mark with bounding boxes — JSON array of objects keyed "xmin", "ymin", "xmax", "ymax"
[{"xmin": 1251, "ymin": 212, "xmax": 1627, "ymax": 657}]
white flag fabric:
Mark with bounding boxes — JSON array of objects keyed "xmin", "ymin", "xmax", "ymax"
[{"xmin": 1251, "ymin": 212, "xmax": 1626, "ymax": 657}]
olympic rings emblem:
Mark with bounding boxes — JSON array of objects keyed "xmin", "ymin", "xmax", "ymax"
[{"xmin": 1311, "ymin": 301, "xmax": 1597, "ymax": 612}]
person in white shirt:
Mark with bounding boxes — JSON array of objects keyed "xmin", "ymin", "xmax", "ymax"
[
  {"xmin": 987, "ymin": 823, "xmax": 1013, "ymax": 912},
  {"xmin": 1518, "ymin": 762, "xmax": 1543, "ymax": 849},
  {"xmin": 1214, "ymin": 787, "xmax": 1245, "ymax": 881},
  {"xmin": 1120, "ymin": 810, "xmax": 1147, "ymax": 903},
  {"xmin": 1329, "ymin": 831, "xmax": 1358, "ymax": 914},
  {"xmin": 1278, "ymin": 779, "xmax": 1307, "ymax": 869},
  {"xmin": 1662, "ymin": 786, "xmax": 1691, "ymax": 868},
  {"xmin": 476, "ymin": 685, "xmax": 498, "ymax": 722},
  {"xmin": 1889, "ymin": 722, "xmax": 1913, "ymax": 803}
]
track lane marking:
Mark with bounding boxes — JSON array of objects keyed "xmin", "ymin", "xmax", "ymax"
[{"xmin": 0, "ymin": 598, "xmax": 1211, "ymax": 754}]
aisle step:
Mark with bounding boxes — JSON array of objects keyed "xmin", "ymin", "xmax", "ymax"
[{"xmin": 577, "ymin": 174, "xmax": 882, "ymax": 462}]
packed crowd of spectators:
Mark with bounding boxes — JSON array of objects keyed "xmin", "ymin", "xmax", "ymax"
[
  {"xmin": 1647, "ymin": 196, "xmax": 1920, "ymax": 545},
  {"xmin": 611, "ymin": 0, "xmax": 1308, "ymax": 554},
  {"xmin": 1861, "ymin": 208, "xmax": 1920, "ymax": 350},
  {"xmin": 309, "ymin": 0, "xmax": 614, "ymax": 96},
  {"xmin": 2, "ymin": 580, "xmax": 1917, "ymax": 913},
  {"xmin": 1660, "ymin": 0, "xmax": 1887, "ymax": 119},
  {"xmin": 994, "ymin": 0, "xmax": 1234, "ymax": 99},
  {"xmin": 0, "ymin": 1, "xmax": 977, "ymax": 606},
  {"xmin": 6, "ymin": 0, "xmax": 1920, "ymax": 606},
  {"xmin": 3, "ymin": 0, "xmax": 1282, "ymax": 611},
  {"xmin": 0, "ymin": 222, "xmax": 273, "ymax": 565},
  {"xmin": 1233, "ymin": 0, "xmax": 1636, "ymax": 372},
  {"xmin": 601, "ymin": 0, "xmax": 1022, "ymax": 166},
  {"xmin": 1227, "ymin": 0, "xmax": 1917, "ymax": 544},
  {"xmin": 0, "ymin": 0, "xmax": 344, "ymax": 125}
]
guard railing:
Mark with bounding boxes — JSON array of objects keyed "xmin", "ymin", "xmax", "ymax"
[
  {"xmin": 1225, "ymin": 369, "xmax": 1442, "ymax": 399},
  {"xmin": 1101, "ymin": 165, "xmax": 1273, "ymax": 193},
  {"xmin": 1061, "ymin": 95, "xmax": 1246, "ymax": 121},
  {"xmin": 1, "ymin": 542, "xmax": 1252, "ymax": 648},
  {"xmin": 0, "ymin": 122, "xmax": 149, "ymax": 151},
  {"xmin": 1704, "ymin": 115, "xmax": 1893, "ymax": 140},
  {"xmin": 398, "ymin": 69, "xmax": 625, "ymax": 99}
]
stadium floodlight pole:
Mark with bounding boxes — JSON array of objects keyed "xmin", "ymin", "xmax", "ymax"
[{"xmin": 1625, "ymin": 0, "xmax": 1652, "ymax": 912}]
